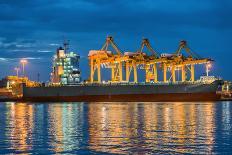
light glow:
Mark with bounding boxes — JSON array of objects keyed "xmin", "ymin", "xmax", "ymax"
[
  {"xmin": 20, "ymin": 59, "xmax": 28, "ymax": 64},
  {"xmin": 207, "ymin": 63, "xmax": 212, "ymax": 68}
]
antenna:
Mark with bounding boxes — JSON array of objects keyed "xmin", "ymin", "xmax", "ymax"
[
  {"xmin": 37, "ymin": 73, "xmax": 40, "ymax": 82},
  {"xmin": 63, "ymin": 36, "xmax": 70, "ymax": 53}
]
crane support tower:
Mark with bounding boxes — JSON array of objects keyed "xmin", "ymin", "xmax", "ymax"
[{"xmin": 88, "ymin": 37, "xmax": 213, "ymax": 84}]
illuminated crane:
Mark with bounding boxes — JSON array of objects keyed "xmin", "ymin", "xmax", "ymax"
[
  {"xmin": 88, "ymin": 37, "xmax": 213, "ymax": 84},
  {"xmin": 123, "ymin": 38, "xmax": 159, "ymax": 83},
  {"xmin": 161, "ymin": 40, "xmax": 212, "ymax": 82},
  {"xmin": 123, "ymin": 53, "xmax": 138, "ymax": 83},
  {"xmin": 88, "ymin": 36, "xmax": 124, "ymax": 83},
  {"xmin": 138, "ymin": 38, "xmax": 160, "ymax": 83}
]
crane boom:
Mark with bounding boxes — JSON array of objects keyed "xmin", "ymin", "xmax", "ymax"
[
  {"xmin": 139, "ymin": 38, "xmax": 159, "ymax": 58},
  {"xmin": 175, "ymin": 40, "xmax": 200, "ymax": 59},
  {"xmin": 101, "ymin": 36, "xmax": 122, "ymax": 56}
]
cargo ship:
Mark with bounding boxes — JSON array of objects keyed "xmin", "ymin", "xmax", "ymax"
[
  {"xmin": 23, "ymin": 79, "xmax": 223, "ymax": 102},
  {"xmin": 22, "ymin": 37, "xmax": 226, "ymax": 102}
]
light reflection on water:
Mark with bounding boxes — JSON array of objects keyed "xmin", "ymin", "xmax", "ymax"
[{"xmin": 0, "ymin": 102, "xmax": 231, "ymax": 154}]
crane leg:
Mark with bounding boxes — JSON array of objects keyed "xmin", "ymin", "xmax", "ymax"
[
  {"xmin": 145, "ymin": 66, "xmax": 149, "ymax": 83},
  {"xmin": 119, "ymin": 62, "xmax": 122, "ymax": 82},
  {"xmin": 172, "ymin": 65, "xmax": 176, "ymax": 82},
  {"xmin": 90, "ymin": 58, "xmax": 94, "ymax": 83},
  {"xmin": 163, "ymin": 64, "xmax": 167, "ymax": 83},
  {"xmin": 191, "ymin": 64, "xmax": 195, "ymax": 82},
  {"xmin": 133, "ymin": 62, "xmax": 137, "ymax": 83},
  {"xmin": 97, "ymin": 60, "xmax": 101, "ymax": 83},
  {"xmin": 154, "ymin": 64, "xmax": 158, "ymax": 83},
  {"xmin": 126, "ymin": 62, "xmax": 129, "ymax": 82},
  {"xmin": 181, "ymin": 65, "xmax": 186, "ymax": 82}
]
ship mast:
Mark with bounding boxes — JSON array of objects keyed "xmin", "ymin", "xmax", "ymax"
[{"xmin": 63, "ymin": 38, "xmax": 70, "ymax": 54}]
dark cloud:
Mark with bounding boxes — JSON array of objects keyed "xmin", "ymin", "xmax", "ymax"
[{"xmin": 0, "ymin": 0, "xmax": 232, "ymax": 81}]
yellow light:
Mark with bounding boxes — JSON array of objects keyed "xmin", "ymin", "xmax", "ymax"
[
  {"xmin": 20, "ymin": 59, "xmax": 28, "ymax": 64},
  {"xmin": 20, "ymin": 59, "xmax": 28, "ymax": 77},
  {"xmin": 207, "ymin": 63, "xmax": 212, "ymax": 68}
]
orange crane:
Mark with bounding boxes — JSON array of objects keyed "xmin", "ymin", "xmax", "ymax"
[
  {"xmin": 138, "ymin": 38, "xmax": 160, "ymax": 83},
  {"xmin": 88, "ymin": 37, "xmax": 212, "ymax": 84},
  {"xmin": 123, "ymin": 53, "xmax": 138, "ymax": 83},
  {"xmin": 123, "ymin": 38, "xmax": 159, "ymax": 83},
  {"xmin": 101, "ymin": 36, "xmax": 124, "ymax": 82},
  {"xmin": 161, "ymin": 40, "xmax": 212, "ymax": 82},
  {"xmin": 88, "ymin": 36, "xmax": 125, "ymax": 83}
]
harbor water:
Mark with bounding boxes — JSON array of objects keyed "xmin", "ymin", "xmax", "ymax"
[{"xmin": 0, "ymin": 102, "xmax": 231, "ymax": 154}]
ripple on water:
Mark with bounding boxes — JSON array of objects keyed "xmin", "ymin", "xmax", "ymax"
[{"xmin": 0, "ymin": 101, "xmax": 231, "ymax": 154}]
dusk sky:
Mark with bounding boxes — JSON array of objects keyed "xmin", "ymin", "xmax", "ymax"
[{"xmin": 0, "ymin": 0, "xmax": 231, "ymax": 81}]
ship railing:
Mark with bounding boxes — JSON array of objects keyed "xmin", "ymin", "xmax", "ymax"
[
  {"xmin": 63, "ymin": 81, "xmax": 206, "ymax": 86},
  {"xmin": 34, "ymin": 80, "xmax": 212, "ymax": 88}
]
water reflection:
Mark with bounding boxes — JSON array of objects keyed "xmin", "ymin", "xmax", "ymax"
[
  {"xmin": 88, "ymin": 102, "xmax": 216, "ymax": 154},
  {"xmin": 0, "ymin": 102, "xmax": 231, "ymax": 154},
  {"xmin": 47, "ymin": 103, "xmax": 86, "ymax": 152},
  {"xmin": 5, "ymin": 103, "xmax": 34, "ymax": 153}
]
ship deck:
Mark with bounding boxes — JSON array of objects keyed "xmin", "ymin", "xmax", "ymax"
[{"xmin": 46, "ymin": 81, "xmax": 214, "ymax": 87}]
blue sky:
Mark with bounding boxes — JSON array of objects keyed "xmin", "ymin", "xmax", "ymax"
[{"xmin": 0, "ymin": 0, "xmax": 231, "ymax": 81}]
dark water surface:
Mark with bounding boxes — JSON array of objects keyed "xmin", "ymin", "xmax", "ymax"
[{"xmin": 0, "ymin": 102, "xmax": 231, "ymax": 154}]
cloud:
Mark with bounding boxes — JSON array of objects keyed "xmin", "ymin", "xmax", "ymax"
[
  {"xmin": 0, "ymin": 58, "xmax": 8, "ymax": 61},
  {"xmin": 49, "ymin": 43, "xmax": 59, "ymax": 46},
  {"xmin": 11, "ymin": 49, "xmax": 34, "ymax": 52},
  {"xmin": 1, "ymin": 0, "xmax": 232, "ymax": 36},
  {"xmin": 0, "ymin": 57, "xmax": 42, "ymax": 62},
  {"xmin": 0, "ymin": 0, "xmax": 232, "ymax": 80},
  {"xmin": 0, "ymin": 39, "xmax": 36, "ymax": 49},
  {"xmin": 22, "ymin": 57, "xmax": 42, "ymax": 60},
  {"xmin": 37, "ymin": 50, "xmax": 52, "ymax": 53}
]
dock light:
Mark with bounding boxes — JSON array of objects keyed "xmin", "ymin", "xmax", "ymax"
[
  {"xmin": 14, "ymin": 67, "xmax": 20, "ymax": 77},
  {"xmin": 20, "ymin": 59, "xmax": 28, "ymax": 77},
  {"xmin": 206, "ymin": 63, "xmax": 211, "ymax": 76}
]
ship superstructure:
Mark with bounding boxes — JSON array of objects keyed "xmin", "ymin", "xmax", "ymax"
[{"xmin": 50, "ymin": 42, "xmax": 81, "ymax": 85}]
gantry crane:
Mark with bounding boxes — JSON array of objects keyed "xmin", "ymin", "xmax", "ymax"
[
  {"xmin": 123, "ymin": 38, "xmax": 160, "ymax": 83},
  {"xmin": 88, "ymin": 37, "xmax": 212, "ymax": 84},
  {"xmin": 88, "ymin": 36, "xmax": 125, "ymax": 83},
  {"xmin": 101, "ymin": 36, "xmax": 125, "ymax": 82},
  {"xmin": 161, "ymin": 40, "xmax": 212, "ymax": 82},
  {"xmin": 138, "ymin": 38, "xmax": 161, "ymax": 83},
  {"xmin": 88, "ymin": 49, "xmax": 110, "ymax": 83}
]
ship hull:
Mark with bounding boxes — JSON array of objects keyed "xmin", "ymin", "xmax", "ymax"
[
  {"xmin": 22, "ymin": 80, "xmax": 222, "ymax": 102},
  {"xmin": 22, "ymin": 92, "xmax": 220, "ymax": 102}
]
